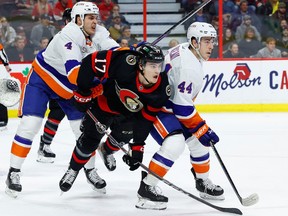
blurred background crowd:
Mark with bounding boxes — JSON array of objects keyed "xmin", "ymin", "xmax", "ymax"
[{"xmin": 1, "ymin": 0, "xmax": 288, "ymax": 61}]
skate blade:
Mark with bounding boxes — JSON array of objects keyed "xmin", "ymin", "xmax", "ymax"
[
  {"xmin": 36, "ymin": 155, "xmax": 55, "ymax": 163},
  {"xmin": 199, "ymin": 192, "xmax": 225, "ymax": 201},
  {"xmin": 91, "ymin": 186, "xmax": 106, "ymax": 194},
  {"xmin": 135, "ymin": 198, "xmax": 167, "ymax": 210},
  {"xmin": 5, "ymin": 187, "xmax": 19, "ymax": 198}
]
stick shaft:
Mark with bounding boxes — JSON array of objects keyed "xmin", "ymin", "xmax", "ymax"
[
  {"xmin": 86, "ymin": 110, "xmax": 242, "ymax": 215},
  {"xmin": 152, "ymin": 0, "xmax": 212, "ymax": 45}
]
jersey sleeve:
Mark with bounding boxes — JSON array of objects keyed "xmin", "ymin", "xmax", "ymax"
[
  {"xmin": 168, "ymin": 67, "xmax": 203, "ymax": 130},
  {"xmin": 92, "ymin": 25, "xmax": 119, "ymax": 51},
  {"xmin": 76, "ymin": 50, "xmax": 112, "ymax": 92},
  {"xmin": 0, "ymin": 44, "xmax": 9, "ymax": 66}
]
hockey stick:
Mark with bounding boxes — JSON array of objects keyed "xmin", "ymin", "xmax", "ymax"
[
  {"xmin": 210, "ymin": 142, "xmax": 259, "ymax": 206},
  {"xmin": 151, "ymin": 0, "xmax": 212, "ymax": 45},
  {"xmin": 86, "ymin": 110, "xmax": 242, "ymax": 215}
]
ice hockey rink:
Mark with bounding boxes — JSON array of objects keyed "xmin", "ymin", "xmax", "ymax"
[{"xmin": 0, "ymin": 112, "xmax": 287, "ymax": 216}]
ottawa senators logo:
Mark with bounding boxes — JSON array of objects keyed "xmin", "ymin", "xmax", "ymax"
[{"xmin": 115, "ymin": 81, "xmax": 143, "ymax": 112}]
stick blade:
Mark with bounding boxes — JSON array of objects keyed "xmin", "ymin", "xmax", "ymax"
[{"xmin": 241, "ymin": 193, "xmax": 259, "ymax": 206}]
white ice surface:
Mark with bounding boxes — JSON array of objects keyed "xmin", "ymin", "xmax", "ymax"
[{"xmin": 0, "ymin": 113, "xmax": 287, "ymax": 216}]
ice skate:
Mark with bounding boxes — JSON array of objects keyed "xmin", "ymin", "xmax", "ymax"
[
  {"xmin": 0, "ymin": 121, "xmax": 7, "ymax": 131},
  {"xmin": 37, "ymin": 136, "xmax": 56, "ymax": 163},
  {"xmin": 5, "ymin": 167, "xmax": 22, "ymax": 198},
  {"xmin": 97, "ymin": 142, "xmax": 116, "ymax": 171},
  {"xmin": 84, "ymin": 168, "xmax": 106, "ymax": 194},
  {"xmin": 59, "ymin": 167, "xmax": 79, "ymax": 193},
  {"xmin": 191, "ymin": 168, "xmax": 224, "ymax": 200},
  {"xmin": 135, "ymin": 171, "xmax": 168, "ymax": 210}
]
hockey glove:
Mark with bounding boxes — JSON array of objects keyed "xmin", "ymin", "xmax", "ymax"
[
  {"xmin": 73, "ymin": 89, "xmax": 93, "ymax": 112},
  {"xmin": 91, "ymin": 84, "xmax": 103, "ymax": 98},
  {"xmin": 122, "ymin": 144, "xmax": 144, "ymax": 171},
  {"xmin": 130, "ymin": 41, "xmax": 147, "ymax": 51},
  {"xmin": 190, "ymin": 121, "xmax": 219, "ymax": 147}
]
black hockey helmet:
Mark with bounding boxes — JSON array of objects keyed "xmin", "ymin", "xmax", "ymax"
[
  {"xmin": 137, "ymin": 43, "xmax": 164, "ymax": 64},
  {"xmin": 62, "ymin": 8, "xmax": 72, "ymax": 23}
]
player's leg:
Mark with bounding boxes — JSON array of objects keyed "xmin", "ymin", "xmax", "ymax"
[
  {"xmin": 186, "ymin": 136, "xmax": 224, "ymax": 200},
  {"xmin": 59, "ymin": 104, "xmax": 109, "ymax": 193},
  {"xmin": 98, "ymin": 115, "xmax": 133, "ymax": 171},
  {"xmin": 0, "ymin": 103, "xmax": 8, "ymax": 131},
  {"xmin": 37, "ymin": 99, "xmax": 65, "ymax": 163},
  {"xmin": 136, "ymin": 112, "xmax": 185, "ymax": 210},
  {"xmin": 6, "ymin": 72, "xmax": 49, "ymax": 198}
]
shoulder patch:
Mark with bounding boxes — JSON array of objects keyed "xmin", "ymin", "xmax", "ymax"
[
  {"xmin": 126, "ymin": 55, "xmax": 137, "ymax": 65},
  {"xmin": 166, "ymin": 85, "xmax": 171, "ymax": 97}
]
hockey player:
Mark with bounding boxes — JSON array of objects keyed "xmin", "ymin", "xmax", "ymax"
[
  {"xmin": 36, "ymin": 8, "xmax": 71, "ymax": 163},
  {"xmin": 0, "ymin": 43, "xmax": 12, "ymax": 131},
  {"xmin": 5, "ymin": 1, "xmax": 118, "ymax": 198},
  {"xmin": 36, "ymin": 7, "xmax": 121, "ymax": 163},
  {"xmin": 59, "ymin": 43, "xmax": 171, "ymax": 193},
  {"xmin": 134, "ymin": 22, "xmax": 224, "ymax": 210}
]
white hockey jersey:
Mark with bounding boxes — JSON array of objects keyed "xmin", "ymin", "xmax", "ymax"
[
  {"xmin": 163, "ymin": 42, "xmax": 204, "ymax": 129},
  {"xmin": 31, "ymin": 22, "xmax": 118, "ymax": 99}
]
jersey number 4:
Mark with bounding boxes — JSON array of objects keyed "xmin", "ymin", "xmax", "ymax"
[{"xmin": 178, "ymin": 81, "xmax": 192, "ymax": 94}]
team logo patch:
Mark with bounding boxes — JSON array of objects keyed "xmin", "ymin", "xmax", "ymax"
[
  {"xmin": 126, "ymin": 55, "xmax": 136, "ymax": 65},
  {"xmin": 115, "ymin": 81, "xmax": 143, "ymax": 112},
  {"xmin": 166, "ymin": 85, "xmax": 171, "ymax": 97},
  {"xmin": 81, "ymin": 47, "xmax": 87, "ymax": 53}
]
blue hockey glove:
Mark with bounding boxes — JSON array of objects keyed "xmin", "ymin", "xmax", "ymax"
[
  {"xmin": 130, "ymin": 41, "xmax": 147, "ymax": 51},
  {"xmin": 190, "ymin": 121, "xmax": 219, "ymax": 147}
]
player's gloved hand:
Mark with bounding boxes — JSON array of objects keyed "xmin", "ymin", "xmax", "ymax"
[
  {"xmin": 190, "ymin": 121, "xmax": 219, "ymax": 147},
  {"xmin": 91, "ymin": 83, "xmax": 103, "ymax": 98},
  {"xmin": 6, "ymin": 77, "xmax": 21, "ymax": 92},
  {"xmin": 130, "ymin": 41, "xmax": 147, "ymax": 51},
  {"xmin": 122, "ymin": 144, "xmax": 144, "ymax": 171},
  {"xmin": 73, "ymin": 89, "xmax": 93, "ymax": 112}
]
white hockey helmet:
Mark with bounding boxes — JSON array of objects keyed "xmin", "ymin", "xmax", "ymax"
[
  {"xmin": 187, "ymin": 22, "xmax": 217, "ymax": 45},
  {"xmin": 71, "ymin": 1, "xmax": 99, "ymax": 23}
]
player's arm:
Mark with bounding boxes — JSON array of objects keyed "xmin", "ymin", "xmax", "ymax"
[
  {"xmin": 0, "ymin": 44, "xmax": 11, "ymax": 72},
  {"xmin": 172, "ymin": 84, "xmax": 219, "ymax": 147}
]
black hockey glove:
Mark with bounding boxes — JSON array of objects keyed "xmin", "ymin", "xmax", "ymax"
[
  {"xmin": 122, "ymin": 144, "xmax": 144, "ymax": 171},
  {"xmin": 190, "ymin": 121, "xmax": 219, "ymax": 147},
  {"xmin": 72, "ymin": 89, "xmax": 93, "ymax": 112}
]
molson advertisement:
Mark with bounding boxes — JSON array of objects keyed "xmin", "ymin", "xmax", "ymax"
[{"xmin": 195, "ymin": 59, "xmax": 288, "ymax": 112}]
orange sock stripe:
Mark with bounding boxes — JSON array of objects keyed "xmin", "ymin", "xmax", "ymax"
[
  {"xmin": 192, "ymin": 161, "xmax": 210, "ymax": 173},
  {"xmin": 11, "ymin": 142, "xmax": 31, "ymax": 158},
  {"xmin": 149, "ymin": 161, "xmax": 168, "ymax": 177}
]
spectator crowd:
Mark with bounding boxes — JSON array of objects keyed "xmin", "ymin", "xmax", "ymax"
[{"xmin": 1, "ymin": 0, "xmax": 288, "ymax": 60}]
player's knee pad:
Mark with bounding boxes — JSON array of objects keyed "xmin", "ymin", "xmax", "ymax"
[
  {"xmin": 16, "ymin": 115, "xmax": 43, "ymax": 140},
  {"xmin": 77, "ymin": 131, "xmax": 103, "ymax": 154},
  {"xmin": 110, "ymin": 123, "xmax": 133, "ymax": 144},
  {"xmin": 158, "ymin": 133, "xmax": 186, "ymax": 161},
  {"xmin": 186, "ymin": 136, "xmax": 209, "ymax": 157},
  {"xmin": 48, "ymin": 106, "xmax": 65, "ymax": 121}
]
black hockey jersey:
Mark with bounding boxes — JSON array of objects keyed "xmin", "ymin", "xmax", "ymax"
[{"xmin": 77, "ymin": 49, "xmax": 171, "ymax": 143}]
